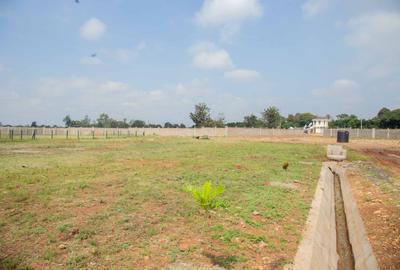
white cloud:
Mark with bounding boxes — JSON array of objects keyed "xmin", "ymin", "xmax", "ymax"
[
  {"xmin": 190, "ymin": 41, "xmax": 233, "ymax": 70},
  {"xmin": 302, "ymin": 0, "xmax": 332, "ymax": 17},
  {"xmin": 194, "ymin": 50, "xmax": 233, "ymax": 70},
  {"xmin": 195, "ymin": 0, "xmax": 262, "ymax": 40},
  {"xmin": 97, "ymin": 41, "xmax": 148, "ymax": 63},
  {"xmin": 80, "ymin": 18, "xmax": 106, "ymax": 41},
  {"xmin": 113, "ymin": 49, "xmax": 131, "ymax": 63},
  {"xmin": 136, "ymin": 41, "xmax": 147, "ymax": 51},
  {"xmin": 224, "ymin": 69, "xmax": 260, "ymax": 82},
  {"xmin": 80, "ymin": 56, "xmax": 102, "ymax": 65},
  {"xmin": 100, "ymin": 81, "xmax": 127, "ymax": 91},
  {"xmin": 196, "ymin": 0, "xmax": 262, "ymax": 27},
  {"xmin": 345, "ymin": 11, "xmax": 400, "ymax": 77}
]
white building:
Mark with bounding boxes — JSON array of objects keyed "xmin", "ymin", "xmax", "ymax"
[{"xmin": 311, "ymin": 118, "xmax": 330, "ymax": 134}]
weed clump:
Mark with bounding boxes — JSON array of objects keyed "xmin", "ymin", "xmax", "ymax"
[{"xmin": 184, "ymin": 181, "xmax": 225, "ymax": 210}]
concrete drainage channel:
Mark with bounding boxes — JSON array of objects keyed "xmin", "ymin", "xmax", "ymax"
[{"xmin": 292, "ymin": 159, "xmax": 379, "ymax": 269}]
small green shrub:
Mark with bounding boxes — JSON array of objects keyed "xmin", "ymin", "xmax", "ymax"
[
  {"xmin": 57, "ymin": 223, "xmax": 72, "ymax": 233},
  {"xmin": 75, "ymin": 229, "xmax": 95, "ymax": 240},
  {"xmin": 184, "ymin": 181, "xmax": 225, "ymax": 210}
]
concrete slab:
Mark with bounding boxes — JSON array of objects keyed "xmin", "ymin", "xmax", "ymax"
[{"xmin": 327, "ymin": 145, "xmax": 347, "ymax": 161}]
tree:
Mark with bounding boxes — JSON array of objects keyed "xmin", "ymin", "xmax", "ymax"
[
  {"xmin": 31, "ymin": 121, "xmax": 37, "ymax": 127},
  {"xmin": 129, "ymin": 120, "xmax": 146, "ymax": 128},
  {"xmin": 377, "ymin": 108, "xmax": 391, "ymax": 119},
  {"xmin": 190, "ymin": 103, "xmax": 212, "ymax": 127},
  {"xmin": 329, "ymin": 114, "xmax": 360, "ymax": 128},
  {"xmin": 296, "ymin": 113, "xmax": 315, "ymax": 127},
  {"xmin": 226, "ymin": 121, "xmax": 245, "ymax": 127},
  {"xmin": 97, "ymin": 113, "xmax": 111, "ymax": 128},
  {"xmin": 212, "ymin": 113, "xmax": 226, "ymax": 128},
  {"xmin": 376, "ymin": 107, "xmax": 400, "ymax": 128},
  {"xmin": 336, "ymin": 114, "xmax": 350, "ymax": 120},
  {"xmin": 282, "ymin": 112, "xmax": 315, "ymax": 128},
  {"xmin": 164, "ymin": 122, "xmax": 174, "ymax": 128},
  {"xmin": 262, "ymin": 106, "xmax": 281, "ymax": 128},
  {"xmin": 243, "ymin": 114, "xmax": 263, "ymax": 128},
  {"xmin": 63, "ymin": 115, "xmax": 72, "ymax": 127},
  {"xmin": 81, "ymin": 115, "xmax": 91, "ymax": 127}
]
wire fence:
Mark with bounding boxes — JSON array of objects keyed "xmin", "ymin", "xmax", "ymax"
[
  {"xmin": 0, "ymin": 126, "xmax": 305, "ymax": 140},
  {"xmin": 322, "ymin": 128, "xmax": 400, "ymax": 140},
  {"xmin": 1, "ymin": 127, "xmax": 399, "ymax": 141}
]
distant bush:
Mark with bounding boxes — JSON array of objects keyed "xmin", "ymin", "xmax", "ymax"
[{"xmin": 184, "ymin": 181, "xmax": 225, "ymax": 210}]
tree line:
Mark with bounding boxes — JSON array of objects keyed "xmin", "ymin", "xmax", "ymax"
[
  {"xmin": 1, "ymin": 105, "xmax": 399, "ymax": 129},
  {"xmin": 62, "ymin": 113, "xmax": 186, "ymax": 128},
  {"xmin": 189, "ymin": 103, "xmax": 400, "ymax": 129},
  {"xmin": 190, "ymin": 103, "xmax": 315, "ymax": 128}
]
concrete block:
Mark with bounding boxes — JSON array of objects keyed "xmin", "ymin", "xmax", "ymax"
[{"xmin": 327, "ymin": 145, "xmax": 347, "ymax": 161}]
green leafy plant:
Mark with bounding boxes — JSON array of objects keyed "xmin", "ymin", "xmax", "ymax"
[{"xmin": 184, "ymin": 181, "xmax": 225, "ymax": 210}]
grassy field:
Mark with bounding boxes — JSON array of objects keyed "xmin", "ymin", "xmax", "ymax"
[{"xmin": 0, "ymin": 137, "xmax": 325, "ymax": 269}]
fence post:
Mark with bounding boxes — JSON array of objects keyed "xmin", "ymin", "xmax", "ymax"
[
  {"xmin": 387, "ymin": 128, "xmax": 390, "ymax": 139},
  {"xmin": 77, "ymin": 129, "xmax": 80, "ymax": 140},
  {"xmin": 66, "ymin": 129, "xmax": 69, "ymax": 139},
  {"xmin": 225, "ymin": 126, "xmax": 228, "ymax": 137},
  {"xmin": 372, "ymin": 128, "xmax": 375, "ymax": 139},
  {"xmin": 32, "ymin": 129, "xmax": 36, "ymax": 140},
  {"xmin": 10, "ymin": 129, "xmax": 14, "ymax": 141},
  {"xmin": 356, "ymin": 129, "xmax": 360, "ymax": 138},
  {"xmin": 20, "ymin": 130, "xmax": 23, "ymax": 140}
]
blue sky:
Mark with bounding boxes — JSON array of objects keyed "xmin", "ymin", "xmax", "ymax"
[{"xmin": 0, "ymin": 0, "xmax": 399, "ymax": 125}]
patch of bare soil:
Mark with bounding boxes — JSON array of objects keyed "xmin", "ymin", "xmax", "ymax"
[
  {"xmin": 347, "ymin": 170, "xmax": 400, "ymax": 269},
  {"xmin": 0, "ymin": 176, "xmax": 121, "ymax": 270},
  {"xmin": 359, "ymin": 148, "xmax": 400, "ymax": 176}
]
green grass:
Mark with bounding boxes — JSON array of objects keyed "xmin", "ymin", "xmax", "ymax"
[{"xmin": 0, "ymin": 137, "xmax": 324, "ymax": 269}]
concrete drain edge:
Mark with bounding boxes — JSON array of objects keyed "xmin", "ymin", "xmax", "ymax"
[{"xmin": 291, "ymin": 162, "xmax": 379, "ymax": 270}]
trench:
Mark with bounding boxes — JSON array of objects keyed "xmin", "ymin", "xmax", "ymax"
[{"xmin": 333, "ymin": 172, "xmax": 355, "ymax": 270}]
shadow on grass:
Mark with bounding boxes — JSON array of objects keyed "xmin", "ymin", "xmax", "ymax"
[
  {"xmin": 203, "ymin": 252, "xmax": 246, "ymax": 269},
  {"xmin": 0, "ymin": 257, "xmax": 32, "ymax": 270}
]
